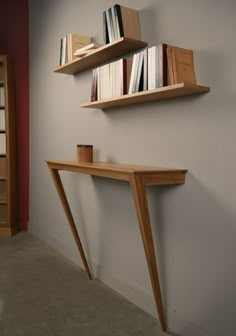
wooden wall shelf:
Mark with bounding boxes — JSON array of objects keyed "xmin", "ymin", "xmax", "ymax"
[
  {"xmin": 53, "ymin": 37, "xmax": 147, "ymax": 75},
  {"xmin": 80, "ymin": 83, "xmax": 210, "ymax": 109}
]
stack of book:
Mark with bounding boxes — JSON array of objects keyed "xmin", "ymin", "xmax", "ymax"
[
  {"xmin": 0, "ymin": 110, "xmax": 5, "ymax": 130},
  {"xmin": 90, "ymin": 59, "xmax": 132, "ymax": 101},
  {"xmin": 59, "ymin": 33, "xmax": 92, "ymax": 65},
  {"xmin": 103, "ymin": 4, "xmax": 141, "ymax": 43},
  {"xmin": 167, "ymin": 46, "xmax": 196, "ymax": 85},
  {"xmin": 73, "ymin": 42, "xmax": 103, "ymax": 58},
  {"xmin": 0, "ymin": 134, "xmax": 6, "ymax": 155}
]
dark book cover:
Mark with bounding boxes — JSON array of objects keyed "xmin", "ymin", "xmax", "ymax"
[
  {"xmin": 138, "ymin": 58, "xmax": 144, "ymax": 92},
  {"xmin": 159, "ymin": 43, "xmax": 168, "ymax": 87},
  {"xmin": 114, "ymin": 4, "xmax": 124, "ymax": 37},
  {"xmin": 59, "ymin": 38, "xmax": 63, "ymax": 65},
  {"xmin": 103, "ymin": 11, "xmax": 109, "ymax": 44},
  {"xmin": 91, "ymin": 69, "xmax": 98, "ymax": 102}
]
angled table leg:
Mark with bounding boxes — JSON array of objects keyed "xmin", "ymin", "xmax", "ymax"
[
  {"xmin": 130, "ymin": 174, "xmax": 166, "ymax": 331},
  {"xmin": 48, "ymin": 166, "xmax": 92, "ymax": 280}
]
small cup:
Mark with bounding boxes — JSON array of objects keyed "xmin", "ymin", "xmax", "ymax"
[{"xmin": 77, "ymin": 144, "xmax": 93, "ymax": 163}]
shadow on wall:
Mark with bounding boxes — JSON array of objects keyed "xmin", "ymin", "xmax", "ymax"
[
  {"xmin": 63, "ymin": 169, "xmax": 235, "ymax": 335},
  {"xmin": 150, "ymin": 174, "xmax": 236, "ymax": 335}
]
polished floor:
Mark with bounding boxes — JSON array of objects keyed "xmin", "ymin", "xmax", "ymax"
[{"xmin": 0, "ymin": 233, "xmax": 167, "ymax": 336}]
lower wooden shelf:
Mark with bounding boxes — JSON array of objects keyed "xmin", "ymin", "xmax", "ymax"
[{"xmin": 81, "ymin": 83, "xmax": 210, "ymax": 110}]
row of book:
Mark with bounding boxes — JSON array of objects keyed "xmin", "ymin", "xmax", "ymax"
[
  {"xmin": 0, "ymin": 134, "xmax": 6, "ymax": 155},
  {"xmin": 91, "ymin": 59, "xmax": 132, "ymax": 101},
  {"xmin": 59, "ymin": 33, "xmax": 92, "ymax": 65},
  {"xmin": 103, "ymin": 4, "xmax": 141, "ymax": 43},
  {"xmin": 0, "ymin": 87, "xmax": 5, "ymax": 105},
  {"xmin": 0, "ymin": 110, "xmax": 5, "ymax": 130},
  {"xmin": 90, "ymin": 44, "xmax": 196, "ymax": 101}
]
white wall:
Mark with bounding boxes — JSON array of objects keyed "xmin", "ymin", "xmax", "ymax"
[{"xmin": 29, "ymin": 1, "xmax": 236, "ymax": 335}]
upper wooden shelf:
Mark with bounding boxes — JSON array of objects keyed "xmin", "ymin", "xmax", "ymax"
[
  {"xmin": 80, "ymin": 83, "xmax": 210, "ymax": 110},
  {"xmin": 53, "ymin": 37, "xmax": 147, "ymax": 75}
]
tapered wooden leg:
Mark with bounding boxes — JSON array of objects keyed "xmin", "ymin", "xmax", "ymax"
[
  {"xmin": 130, "ymin": 174, "xmax": 166, "ymax": 331},
  {"xmin": 48, "ymin": 166, "xmax": 92, "ymax": 280}
]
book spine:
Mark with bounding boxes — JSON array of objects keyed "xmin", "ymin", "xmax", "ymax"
[
  {"xmin": 111, "ymin": 6, "xmax": 118, "ymax": 40},
  {"xmin": 103, "ymin": 11, "xmax": 109, "ymax": 44},
  {"xmin": 134, "ymin": 51, "xmax": 144, "ymax": 92},
  {"xmin": 143, "ymin": 48, "xmax": 148, "ymax": 91},
  {"xmin": 59, "ymin": 38, "xmax": 63, "ymax": 65},
  {"xmin": 106, "ymin": 9, "xmax": 113, "ymax": 43}
]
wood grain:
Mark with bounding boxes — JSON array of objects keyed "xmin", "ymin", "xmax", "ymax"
[
  {"xmin": 53, "ymin": 37, "xmax": 147, "ymax": 75},
  {"xmin": 130, "ymin": 174, "xmax": 166, "ymax": 331},
  {"xmin": 48, "ymin": 165, "xmax": 92, "ymax": 280},
  {"xmin": 81, "ymin": 83, "xmax": 210, "ymax": 109}
]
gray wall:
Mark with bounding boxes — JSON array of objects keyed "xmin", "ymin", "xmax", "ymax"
[{"xmin": 29, "ymin": 1, "xmax": 236, "ymax": 335}]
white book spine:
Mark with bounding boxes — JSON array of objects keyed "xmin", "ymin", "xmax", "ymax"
[
  {"xmin": 128, "ymin": 53, "xmax": 137, "ymax": 94},
  {"xmin": 143, "ymin": 49, "xmax": 148, "ymax": 91},
  {"xmin": 154, "ymin": 46, "xmax": 159, "ymax": 88},
  {"xmin": 148, "ymin": 47, "xmax": 153, "ymax": 90},
  {"xmin": 134, "ymin": 51, "xmax": 144, "ymax": 93}
]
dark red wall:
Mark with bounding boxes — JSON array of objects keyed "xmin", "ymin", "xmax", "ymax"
[{"xmin": 0, "ymin": 0, "xmax": 29, "ymax": 230}]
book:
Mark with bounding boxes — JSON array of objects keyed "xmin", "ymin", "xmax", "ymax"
[
  {"xmin": 114, "ymin": 4, "xmax": 142, "ymax": 40},
  {"xmin": 158, "ymin": 43, "xmax": 168, "ymax": 87},
  {"xmin": 148, "ymin": 46, "xmax": 155, "ymax": 90},
  {"xmin": 103, "ymin": 11, "xmax": 109, "ymax": 44},
  {"xmin": 67, "ymin": 33, "xmax": 91, "ymax": 62},
  {"xmin": 122, "ymin": 59, "xmax": 132, "ymax": 95},
  {"xmin": 60, "ymin": 36, "xmax": 67, "ymax": 65},
  {"xmin": 105, "ymin": 9, "xmax": 114, "ymax": 43},
  {"xmin": 171, "ymin": 46, "xmax": 196, "ymax": 84},
  {"xmin": 111, "ymin": 6, "xmax": 119, "ymax": 40},
  {"xmin": 74, "ymin": 43, "xmax": 103, "ymax": 57},
  {"xmin": 167, "ymin": 46, "xmax": 175, "ymax": 85},
  {"xmin": 142, "ymin": 48, "xmax": 148, "ymax": 91},
  {"xmin": 0, "ymin": 110, "xmax": 5, "ymax": 130},
  {"xmin": 91, "ymin": 69, "xmax": 98, "ymax": 102},
  {"xmin": 114, "ymin": 4, "xmax": 124, "ymax": 38},
  {"xmin": 134, "ymin": 50, "xmax": 144, "ymax": 92},
  {"xmin": 128, "ymin": 53, "xmax": 138, "ymax": 94},
  {"xmin": 0, "ymin": 87, "xmax": 5, "ymax": 105}
]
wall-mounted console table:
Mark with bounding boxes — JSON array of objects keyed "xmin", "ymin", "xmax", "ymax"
[{"xmin": 47, "ymin": 160, "xmax": 187, "ymax": 331}]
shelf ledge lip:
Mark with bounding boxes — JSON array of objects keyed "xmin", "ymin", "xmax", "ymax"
[{"xmin": 80, "ymin": 83, "xmax": 210, "ymax": 109}]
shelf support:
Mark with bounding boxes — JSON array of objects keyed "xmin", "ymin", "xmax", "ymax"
[
  {"xmin": 48, "ymin": 166, "xmax": 92, "ymax": 280},
  {"xmin": 130, "ymin": 174, "xmax": 166, "ymax": 331}
]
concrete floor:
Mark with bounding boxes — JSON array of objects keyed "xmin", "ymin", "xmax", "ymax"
[{"xmin": 0, "ymin": 232, "xmax": 167, "ymax": 336}]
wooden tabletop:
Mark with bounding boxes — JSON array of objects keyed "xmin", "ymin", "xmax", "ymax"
[{"xmin": 47, "ymin": 160, "xmax": 187, "ymax": 185}]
